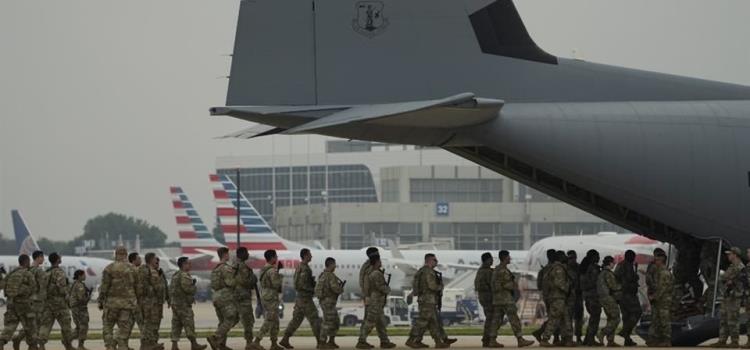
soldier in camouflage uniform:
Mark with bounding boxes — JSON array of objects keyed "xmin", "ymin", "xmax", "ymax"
[
  {"xmin": 566, "ymin": 250, "xmax": 583, "ymax": 345},
  {"xmin": 580, "ymin": 250, "xmax": 602, "ymax": 346},
  {"xmin": 614, "ymin": 250, "xmax": 642, "ymax": 347},
  {"xmin": 597, "ymin": 256, "xmax": 622, "ymax": 347},
  {"xmin": 281, "ymin": 249, "xmax": 322, "ymax": 349},
  {"xmin": 358, "ymin": 247, "xmax": 392, "ymax": 348},
  {"xmin": 208, "ymin": 247, "xmax": 239, "ymax": 350},
  {"xmin": 0, "ymin": 254, "xmax": 38, "ymax": 350},
  {"xmin": 648, "ymin": 254, "xmax": 673, "ymax": 347},
  {"xmin": 170, "ymin": 257, "xmax": 208, "ymax": 350},
  {"xmin": 99, "ymin": 246, "xmax": 138, "ymax": 350},
  {"xmin": 12, "ymin": 250, "xmax": 45, "ymax": 350},
  {"xmin": 711, "ymin": 247, "xmax": 745, "ymax": 348},
  {"xmin": 138, "ymin": 253, "xmax": 165, "ymax": 350},
  {"xmin": 406, "ymin": 253, "xmax": 448, "ymax": 349},
  {"xmin": 488, "ymin": 251, "xmax": 535, "ymax": 348},
  {"xmin": 38, "ymin": 253, "xmax": 76, "ymax": 350},
  {"xmin": 127, "ymin": 252, "xmax": 144, "ymax": 342},
  {"xmin": 645, "ymin": 248, "xmax": 666, "ymax": 343},
  {"xmin": 532, "ymin": 249, "xmax": 558, "ymax": 345},
  {"xmin": 357, "ymin": 256, "xmax": 396, "ymax": 349},
  {"xmin": 70, "ymin": 270, "xmax": 91, "ymax": 350},
  {"xmin": 235, "ymin": 248, "xmax": 258, "ymax": 350},
  {"xmin": 316, "ymin": 257, "xmax": 344, "ymax": 349},
  {"xmin": 253, "ymin": 250, "xmax": 284, "ymax": 350},
  {"xmin": 474, "ymin": 253, "xmax": 494, "ymax": 347},
  {"xmin": 539, "ymin": 251, "xmax": 573, "ymax": 347}
]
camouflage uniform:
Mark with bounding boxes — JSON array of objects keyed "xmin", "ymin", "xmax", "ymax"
[
  {"xmin": 648, "ymin": 264, "xmax": 673, "ymax": 346},
  {"xmin": 717, "ymin": 260, "xmax": 744, "ymax": 345},
  {"xmin": 138, "ymin": 266, "xmax": 165, "ymax": 349},
  {"xmin": 235, "ymin": 261, "xmax": 258, "ymax": 343},
  {"xmin": 614, "ymin": 260, "xmax": 642, "ymax": 342},
  {"xmin": 541, "ymin": 261, "xmax": 572, "ymax": 343},
  {"xmin": 315, "ymin": 267, "xmax": 343, "ymax": 346},
  {"xmin": 407, "ymin": 266, "xmax": 443, "ymax": 345},
  {"xmin": 489, "ymin": 262, "xmax": 524, "ymax": 339},
  {"xmin": 473, "ymin": 262, "xmax": 494, "ymax": 345},
  {"xmin": 132, "ymin": 264, "xmax": 148, "ymax": 337},
  {"xmin": 580, "ymin": 263, "xmax": 601, "ymax": 345},
  {"xmin": 358, "ymin": 260, "xmax": 389, "ymax": 343},
  {"xmin": 99, "ymin": 254, "xmax": 138, "ymax": 350},
  {"xmin": 210, "ymin": 261, "xmax": 239, "ymax": 346},
  {"xmin": 38, "ymin": 266, "xmax": 75, "ymax": 348},
  {"xmin": 70, "ymin": 280, "xmax": 91, "ymax": 344},
  {"xmin": 596, "ymin": 265, "xmax": 622, "ymax": 344},
  {"xmin": 532, "ymin": 264, "xmax": 552, "ymax": 341},
  {"xmin": 170, "ymin": 270, "xmax": 198, "ymax": 343},
  {"xmin": 645, "ymin": 261, "xmax": 658, "ymax": 341},
  {"xmin": 282, "ymin": 261, "xmax": 321, "ymax": 342},
  {"xmin": 359, "ymin": 267, "xmax": 391, "ymax": 344},
  {"xmin": 257, "ymin": 263, "xmax": 283, "ymax": 343},
  {"xmin": 13, "ymin": 264, "xmax": 46, "ymax": 347},
  {"xmin": 0, "ymin": 266, "xmax": 38, "ymax": 349}
]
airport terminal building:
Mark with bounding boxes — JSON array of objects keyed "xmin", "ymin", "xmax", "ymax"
[{"xmin": 217, "ymin": 141, "xmax": 621, "ymax": 250}]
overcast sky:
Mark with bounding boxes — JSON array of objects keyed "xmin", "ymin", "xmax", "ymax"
[{"xmin": 1, "ymin": 0, "xmax": 749, "ymax": 242}]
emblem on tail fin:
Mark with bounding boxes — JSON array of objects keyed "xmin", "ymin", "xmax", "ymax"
[{"xmin": 352, "ymin": 1, "xmax": 389, "ymax": 38}]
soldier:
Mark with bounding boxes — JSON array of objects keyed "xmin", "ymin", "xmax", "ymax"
[
  {"xmin": 473, "ymin": 252, "xmax": 494, "ymax": 348},
  {"xmin": 488, "ymin": 250, "xmax": 535, "ymax": 348},
  {"xmin": 281, "ymin": 249, "xmax": 322, "ymax": 349},
  {"xmin": 170, "ymin": 257, "xmax": 207, "ymax": 350},
  {"xmin": 597, "ymin": 256, "xmax": 622, "ymax": 347},
  {"xmin": 579, "ymin": 250, "xmax": 602, "ymax": 346},
  {"xmin": 566, "ymin": 250, "xmax": 583, "ymax": 345},
  {"xmin": 12, "ymin": 250, "xmax": 46, "ymax": 350},
  {"xmin": 645, "ymin": 248, "xmax": 666, "ymax": 343},
  {"xmin": 253, "ymin": 250, "xmax": 284, "ymax": 350},
  {"xmin": 358, "ymin": 247, "xmax": 392, "ymax": 348},
  {"xmin": 315, "ymin": 257, "xmax": 344, "ymax": 349},
  {"xmin": 648, "ymin": 254, "xmax": 673, "ymax": 347},
  {"xmin": 207, "ymin": 247, "xmax": 239, "ymax": 350},
  {"xmin": 540, "ymin": 251, "xmax": 573, "ymax": 347},
  {"xmin": 357, "ymin": 255, "xmax": 396, "ymax": 349},
  {"xmin": 235, "ymin": 247, "xmax": 258, "ymax": 350},
  {"xmin": 70, "ymin": 270, "xmax": 91, "ymax": 350},
  {"xmin": 139, "ymin": 253, "xmax": 165, "ymax": 350},
  {"xmin": 38, "ymin": 253, "xmax": 76, "ymax": 350},
  {"xmin": 532, "ymin": 249, "xmax": 558, "ymax": 345},
  {"xmin": 406, "ymin": 254, "xmax": 448, "ymax": 348},
  {"xmin": 711, "ymin": 247, "xmax": 745, "ymax": 348},
  {"xmin": 0, "ymin": 254, "xmax": 38, "ymax": 350},
  {"xmin": 614, "ymin": 250, "xmax": 641, "ymax": 347},
  {"xmin": 128, "ymin": 252, "xmax": 144, "ymax": 341},
  {"xmin": 99, "ymin": 246, "xmax": 138, "ymax": 350}
]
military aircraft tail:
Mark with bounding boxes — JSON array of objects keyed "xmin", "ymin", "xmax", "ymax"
[{"xmin": 11, "ymin": 210, "xmax": 41, "ymax": 256}]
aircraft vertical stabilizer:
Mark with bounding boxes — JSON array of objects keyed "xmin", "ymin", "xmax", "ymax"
[
  {"xmin": 170, "ymin": 187, "xmax": 224, "ymax": 255},
  {"xmin": 11, "ymin": 210, "xmax": 41, "ymax": 256}
]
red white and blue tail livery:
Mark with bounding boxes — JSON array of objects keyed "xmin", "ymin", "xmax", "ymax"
[
  {"xmin": 210, "ymin": 174, "xmax": 307, "ymax": 251},
  {"xmin": 171, "ymin": 186, "xmax": 224, "ymax": 255}
]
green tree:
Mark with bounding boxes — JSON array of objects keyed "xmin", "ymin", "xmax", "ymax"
[
  {"xmin": 37, "ymin": 238, "xmax": 75, "ymax": 255},
  {"xmin": 0, "ymin": 232, "xmax": 17, "ymax": 255},
  {"xmin": 80, "ymin": 213, "xmax": 167, "ymax": 249}
]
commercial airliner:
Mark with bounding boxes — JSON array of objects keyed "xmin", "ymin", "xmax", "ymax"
[
  {"xmin": 210, "ymin": 0, "xmax": 749, "ymax": 343},
  {"xmin": 9, "ymin": 210, "xmax": 110, "ymax": 289}
]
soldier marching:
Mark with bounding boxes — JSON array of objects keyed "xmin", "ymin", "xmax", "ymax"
[{"xmin": 5, "ymin": 243, "xmax": 750, "ymax": 349}]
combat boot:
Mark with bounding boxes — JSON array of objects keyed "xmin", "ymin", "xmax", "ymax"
[
  {"xmin": 516, "ymin": 337, "xmax": 534, "ymax": 348},
  {"xmin": 404, "ymin": 339, "xmax": 425, "ymax": 349},
  {"xmin": 11, "ymin": 338, "xmax": 20, "ymax": 350},
  {"xmin": 188, "ymin": 338, "xmax": 207, "ymax": 350},
  {"xmin": 278, "ymin": 337, "xmax": 293, "ymax": 350},
  {"xmin": 251, "ymin": 338, "xmax": 265, "ymax": 350},
  {"xmin": 623, "ymin": 337, "xmax": 637, "ymax": 347},
  {"xmin": 78, "ymin": 340, "xmax": 91, "ymax": 350},
  {"xmin": 443, "ymin": 337, "xmax": 457, "ymax": 345},
  {"xmin": 380, "ymin": 341, "xmax": 397, "ymax": 349},
  {"xmin": 355, "ymin": 342, "xmax": 373, "ymax": 349},
  {"xmin": 39, "ymin": 343, "xmax": 46, "ymax": 350},
  {"xmin": 64, "ymin": 340, "xmax": 77, "ymax": 350},
  {"xmin": 538, "ymin": 339, "xmax": 554, "ymax": 348},
  {"xmin": 269, "ymin": 340, "xmax": 283, "ymax": 350},
  {"xmin": 485, "ymin": 339, "xmax": 504, "ymax": 348},
  {"xmin": 206, "ymin": 336, "xmax": 220, "ymax": 350},
  {"xmin": 434, "ymin": 342, "xmax": 450, "ymax": 349},
  {"xmin": 561, "ymin": 338, "xmax": 577, "ymax": 347},
  {"xmin": 531, "ymin": 329, "xmax": 543, "ymax": 344},
  {"xmin": 171, "ymin": 342, "xmax": 180, "ymax": 350},
  {"xmin": 729, "ymin": 341, "xmax": 741, "ymax": 349},
  {"xmin": 606, "ymin": 338, "xmax": 621, "ymax": 348},
  {"xmin": 328, "ymin": 337, "xmax": 339, "ymax": 349}
]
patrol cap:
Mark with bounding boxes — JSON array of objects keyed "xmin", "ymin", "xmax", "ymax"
[
  {"xmin": 115, "ymin": 246, "xmax": 128, "ymax": 257},
  {"xmin": 725, "ymin": 246, "xmax": 741, "ymax": 256}
]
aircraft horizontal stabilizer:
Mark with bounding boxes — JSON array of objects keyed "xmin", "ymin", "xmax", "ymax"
[
  {"xmin": 282, "ymin": 93, "xmax": 503, "ymax": 134},
  {"xmin": 217, "ymin": 124, "xmax": 286, "ymax": 139}
]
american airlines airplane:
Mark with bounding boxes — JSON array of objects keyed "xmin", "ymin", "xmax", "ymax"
[
  {"xmin": 8, "ymin": 210, "xmax": 110, "ymax": 289},
  {"xmin": 208, "ymin": 0, "xmax": 746, "ymax": 344},
  {"xmin": 170, "ymin": 176, "xmax": 527, "ymax": 294}
]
